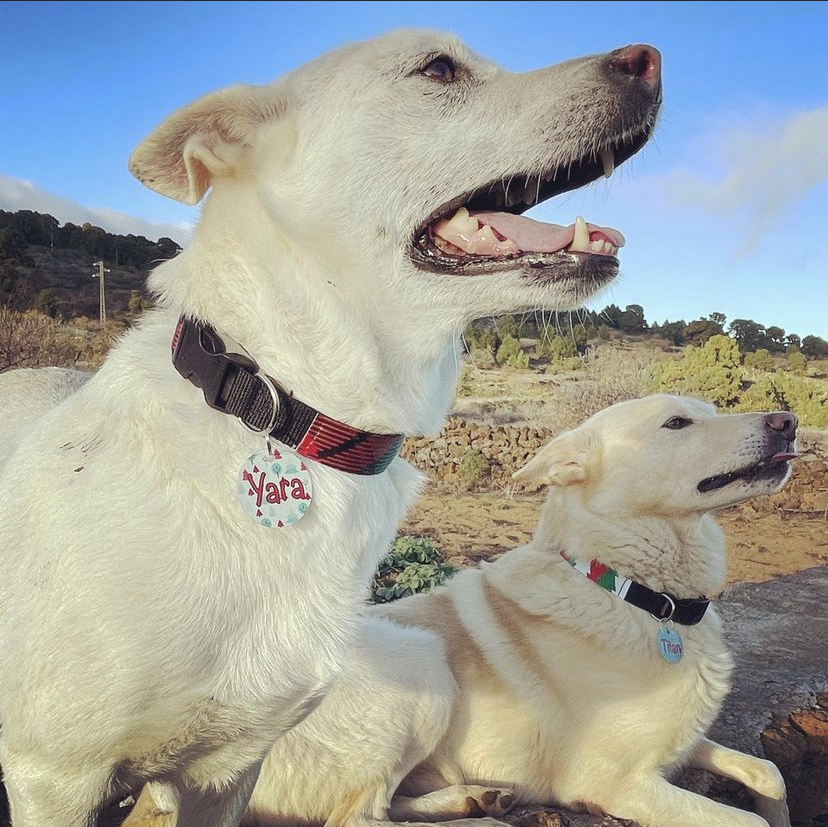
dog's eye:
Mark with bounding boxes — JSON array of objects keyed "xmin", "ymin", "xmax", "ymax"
[
  {"xmin": 662, "ymin": 416, "xmax": 693, "ymax": 430},
  {"xmin": 420, "ymin": 56, "xmax": 457, "ymax": 83}
]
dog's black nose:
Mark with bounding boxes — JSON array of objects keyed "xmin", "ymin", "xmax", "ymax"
[
  {"xmin": 765, "ymin": 411, "xmax": 798, "ymax": 441},
  {"xmin": 607, "ymin": 45, "xmax": 662, "ymax": 92}
]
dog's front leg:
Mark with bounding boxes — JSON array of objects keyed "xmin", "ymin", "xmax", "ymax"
[
  {"xmin": 124, "ymin": 762, "xmax": 262, "ymax": 827},
  {"xmin": 599, "ymin": 773, "xmax": 772, "ymax": 827},
  {"xmin": 121, "ymin": 782, "xmax": 180, "ymax": 827},
  {"xmin": 689, "ymin": 737, "xmax": 791, "ymax": 827}
]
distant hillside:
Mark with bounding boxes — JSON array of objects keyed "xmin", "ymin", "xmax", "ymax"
[
  {"xmin": 0, "ymin": 209, "xmax": 180, "ymax": 320},
  {"xmin": 1, "ymin": 209, "xmax": 827, "ymax": 358}
]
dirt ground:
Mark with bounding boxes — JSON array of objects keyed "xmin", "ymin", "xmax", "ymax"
[{"xmin": 400, "ymin": 486, "xmax": 828, "ymax": 587}]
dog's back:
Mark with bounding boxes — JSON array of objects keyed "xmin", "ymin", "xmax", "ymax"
[{"xmin": 0, "ymin": 367, "xmax": 89, "ymax": 466}]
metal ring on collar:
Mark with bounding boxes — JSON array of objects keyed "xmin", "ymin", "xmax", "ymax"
[
  {"xmin": 651, "ymin": 593, "xmax": 676, "ymax": 623},
  {"xmin": 241, "ymin": 373, "xmax": 281, "ymax": 434}
]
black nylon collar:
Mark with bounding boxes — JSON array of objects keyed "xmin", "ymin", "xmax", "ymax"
[
  {"xmin": 560, "ymin": 551, "xmax": 710, "ymax": 626},
  {"xmin": 170, "ymin": 316, "xmax": 404, "ymax": 475}
]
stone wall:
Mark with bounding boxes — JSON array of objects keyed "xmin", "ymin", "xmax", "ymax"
[{"xmin": 401, "ymin": 418, "xmax": 554, "ymax": 490}]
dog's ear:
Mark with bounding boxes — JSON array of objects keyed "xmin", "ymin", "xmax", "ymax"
[
  {"xmin": 128, "ymin": 85, "xmax": 288, "ymax": 205},
  {"xmin": 512, "ymin": 428, "xmax": 597, "ymax": 489}
]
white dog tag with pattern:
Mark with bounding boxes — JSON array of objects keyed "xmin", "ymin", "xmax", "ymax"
[{"xmin": 237, "ymin": 445, "xmax": 313, "ymax": 528}]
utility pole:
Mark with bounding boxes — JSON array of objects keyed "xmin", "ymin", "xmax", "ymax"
[{"xmin": 92, "ymin": 260, "xmax": 110, "ymax": 325}]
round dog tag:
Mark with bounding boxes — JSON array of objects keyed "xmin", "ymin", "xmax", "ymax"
[
  {"xmin": 237, "ymin": 446, "xmax": 313, "ymax": 528},
  {"xmin": 656, "ymin": 626, "xmax": 684, "ymax": 664}
]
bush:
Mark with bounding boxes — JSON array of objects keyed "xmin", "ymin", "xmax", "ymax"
[
  {"xmin": 459, "ymin": 448, "xmax": 490, "ymax": 488},
  {"xmin": 735, "ymin": 374, "xmax": 828, "ymax": 428},
  {"xmin": 0, "ymin": 308, "xmax": 76, "ymax": 371},
  {"xmin": 371, "ymin": 536, "xmax": 456, "ymax": 603},
  {"xmin": 649, "ymin": 335, "xmax": 744, "ymax": 407},
  {"xmin": 535, "ymin": 333, "xmax": 577, "ymax": 361},
  {"xmin": 744, "ymin": 348, "xmax": 775, "ymax": 371},
  {"xmin": 495, "ymin": 334, "xmax": 529, "ymax": 368},
  {"xmin": 786, "ymin": 348, "xmax": 808, "ymax": 374}
]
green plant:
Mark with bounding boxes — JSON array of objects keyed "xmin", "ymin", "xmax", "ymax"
[
  {"xmin": 735, "ymin": 374, "xmax": 828, "ymax": 428},
  {"xmin": 372, "ymin": 536, "xmax": 456, "ymax": 603},
  {"xmin": 458, "ymin": 447, "xmax": 490, "ymax": 488},
  {"xmin": 495, "ymin": 334, "xmax": 528, "ymax": 368},
  {"xmin": 743, "ymin": 348, "xmax": 774, "ymax": 371},
  {"xmin": 786, "ymin": 348, "xmax": 808, "ymax": 374},
  {"xmin": 649, "ymin": 334, "xmax": 744, "ymax": 407}
]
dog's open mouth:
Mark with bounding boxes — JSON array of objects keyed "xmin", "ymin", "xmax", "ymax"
[
  {"xmin": 410, "ymin": 130, "xmax": 650, "ymax": 279},
  {"xmin": 697, "ymin": 451, "xmax": 799, "ymax": 494}
]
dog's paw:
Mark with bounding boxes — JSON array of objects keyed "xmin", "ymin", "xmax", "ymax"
[{"xmin": 464, "ymin": 788, "xmax": 515, "ymax": 818}]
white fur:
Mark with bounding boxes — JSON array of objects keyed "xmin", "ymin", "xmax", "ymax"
[
  {"xmin": 0, "ymin": 30, "xmax": 659, "ymax": 827},
  {"xmin": 243, "ymin": 395, "xmax": 793, "ymax": 827}
]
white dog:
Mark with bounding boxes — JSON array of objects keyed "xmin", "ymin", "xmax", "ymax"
[
  {"xmin": 0, "ymin": 30, "xmax": 661, "ymax": 827},
  {"xmin": 243, "ymin": 395, "xmax": 796, "ymax": 827}
]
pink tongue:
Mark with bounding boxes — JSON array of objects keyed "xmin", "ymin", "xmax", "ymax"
[{"xmin": 473, "ymin": 211, "xmax": 624, "ymax": 253}]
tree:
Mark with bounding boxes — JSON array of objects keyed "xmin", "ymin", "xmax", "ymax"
[
  {"xmin": 0, "ymin": 227, "xmax": 27, "ymax": 260},
  {"xmin": 599, "ymin": 304, "xmax": 623, "ymax": 329},
  {"xmin": 765, "ymin": 326, "xmax": 786, "ymax": 353},
  {"xmin": 708, "ymin": 312, "xmax": 727, "ymax": 328},
  {"xmin": 495, "ymin": 314, "xmax": 518, "ymax": 341},
  {"xmin": 684, "ymin": 318, "xmax": 722, "ymax": 346},
  {"xmin": 660, "ymin": 320, "xmax": 686, "ymax": 346},
  {"xmin": 618, "ymin": 304, "xmax": 647, "ymax": 334},
  {"xmin": 801, "ymin": 335, "xmax": 828, "ymax": 359},
  {"xmin": 728, "ymin": 319, "xmax": 768, "ymax": 353}
]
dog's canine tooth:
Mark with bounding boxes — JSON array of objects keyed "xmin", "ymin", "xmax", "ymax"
[
  {"xmin": 600, "ymin": 146, "xmax": 615, "ymax": 179},
  {"xmin": 570, "ymin": 215, "xmax": 591, "ymax": 252}
]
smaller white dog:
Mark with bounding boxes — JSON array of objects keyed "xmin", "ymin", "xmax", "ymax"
[{"xmin": 243, "ymin": 394, "xmax": 796, "ymax": 827}]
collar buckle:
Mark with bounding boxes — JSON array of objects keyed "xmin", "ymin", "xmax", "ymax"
[
  {"xmin": 650, "ymin": 593, "xmax": 676, "ymax": 623},
  {"xmin": 171, "ymin": 316, "xmax": 256, "ymax": 417}
]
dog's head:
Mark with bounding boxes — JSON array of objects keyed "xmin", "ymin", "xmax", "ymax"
[
  {"xmin": 129, "ymin": 29, "xmax": 661, "ymax": 323},
  {"xmin": 513, "ymin": 394, "xmax": 798, "ymax": 516}
]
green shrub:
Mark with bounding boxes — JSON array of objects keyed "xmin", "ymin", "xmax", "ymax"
[
  {"xmin": 372, "ymin": 536, "xmax": 456, "ymax": 603},
  {"xmin": 649, "ymin": 334, "xmax": 744, "ymax": 407},
  {"xmin": 735, "ymin": 374, "xmax": 828, "ymax": 428},
  {"xmin": 786, "ymin": 348, "xmax": 808, "ymax": 374},
  {"xmin": 459, "ymin": 448, "xmax": 490, "ymax": 488},
  {"xmin": 536, "ymin": 333, "xmax": 577, "ymax": 361},
  {"xmin": 495, "ymin": 333, "xmax": 523, "ymax": 366},
  {"xmin": 744, "ymin": 348, "xmax": 775, "ymax": 371}
]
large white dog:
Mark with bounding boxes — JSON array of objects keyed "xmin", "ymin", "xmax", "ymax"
[
  {"xmin": 0, "ymin": 30, "xmax": 661, "ymax": 827},
  {"xmin": 244, "ymin": 395, "xmax": 796, "ymax": 827}
]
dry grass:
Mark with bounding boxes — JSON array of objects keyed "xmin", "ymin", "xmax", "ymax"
[{"xmin": 455, "ymin": 342, "xmax": 673, "ymax": 430}]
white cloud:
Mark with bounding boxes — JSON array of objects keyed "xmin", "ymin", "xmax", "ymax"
[
  {"xmin": 658, "ymin": 107, "xmax": 828, "ymax": 255},
  {"xmin": 0, "ymin": 175, "xmax": 193, "ymax": 246}
]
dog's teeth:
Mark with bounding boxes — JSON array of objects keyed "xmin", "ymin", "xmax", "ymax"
[
  {"xmin": 570, "ymin": 215, "xmax": 590, "ymax": 252},
  {"xmin": 440, "ymin": 207, "xmax": 479, "ymax": 234},
  {"xmin": 600, "ymin": 147, "xmax": 615, "ymax": 179}
]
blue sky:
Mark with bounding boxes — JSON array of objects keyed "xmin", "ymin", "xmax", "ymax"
[{"xmin": 2, "ymin": 1, "xmax": 826, "ymax": 339}]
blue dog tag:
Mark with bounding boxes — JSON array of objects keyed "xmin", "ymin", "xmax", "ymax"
[{"xmin": 657, "ymin": 626, "xmax": 684, "ymax": 664}]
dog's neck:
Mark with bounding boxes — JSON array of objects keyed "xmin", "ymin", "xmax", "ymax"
[
  {"xmin": 147, "ymin": 186, "xmax": 465, "ymax": 437},
  {"xmin": 535, "ymin": 488, "xmax": 728, "ymax": 598}
]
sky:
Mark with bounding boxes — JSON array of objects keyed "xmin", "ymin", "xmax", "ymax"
[{"xmin": 1, "ymin": 1, "xmax": 826, "ymax": 339}]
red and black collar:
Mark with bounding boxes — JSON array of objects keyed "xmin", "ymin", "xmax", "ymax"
[{"xmin": 171, "ymin": 316, "xmax": 404, "ymax": 475}]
